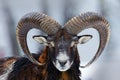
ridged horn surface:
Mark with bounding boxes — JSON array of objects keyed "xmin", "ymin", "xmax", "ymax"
[
  {"xmin": 16, "ymin": 12, "xmax": 61, "ymax": 66},
  {"xmin": 64, "ymin": 12, "xmax": 110, "ymax": 68}
]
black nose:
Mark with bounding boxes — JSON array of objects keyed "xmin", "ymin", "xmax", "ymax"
[{"xmin": 58, "ymin": 60, "xmax": 67, "ymax": 66}]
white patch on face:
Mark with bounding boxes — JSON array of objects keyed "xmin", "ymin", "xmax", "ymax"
[
  {"xmin": 57, "ymin": 51, "xmax": 69, "ymax": 62},
  {"xmin": 53, "ymin": 51, "xmax": 73, "ymax": 71},
  {"xmin": 0, "ymin": 61, "xmax": 15, "ymax": 80}
]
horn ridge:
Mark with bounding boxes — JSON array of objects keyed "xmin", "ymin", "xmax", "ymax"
[
  {"xmin": 64, "ymin": 12, "xmax": 109, "ymax": 35},
  {"xmin": 16, "ymin": 12, "xmax": 61, "ymax": 66},
  {"xmin": 17, "ymin": 12, "xmax": 61, "ymax": 35},
  {"xmin": 64, "ymin": 12, "xmax": 110, "ymax": 68}
]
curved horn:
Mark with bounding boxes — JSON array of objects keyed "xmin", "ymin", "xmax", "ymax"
[
  {"xmin": 64, "ymin": 12, "xmax": 110, "ymax": 68},
  {"xmin": 16, "ymin": 12, "xmax": 61, "ymax": 66}
]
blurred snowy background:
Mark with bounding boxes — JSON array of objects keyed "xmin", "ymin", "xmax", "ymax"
[{"xmin": 0, "ymin": 0, "xmax": 120, "ymax": 80}]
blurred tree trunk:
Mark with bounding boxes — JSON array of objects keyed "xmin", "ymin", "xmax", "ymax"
[
  {"xmin": 99, "ymin": 0, "xmax": 107, "ymax": 16},
  {"xmin": 2, "ymin": 1, "xmax": 20, "ymax": 56},
  {"xmin": 99, "ymin": 0, "xmax": 114, "ymax": 60},
  {"xmin": 63, "ymin": 0, "xmax": 76, "ymax": 24},
  {"xmin": 40, "ymin": 0, "xmax": 49, "ymax": 14}
]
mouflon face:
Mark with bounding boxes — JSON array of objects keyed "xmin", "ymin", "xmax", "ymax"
[
  {"xmin": 50, "ymin": 30, "xmax": 75, "ymax": 71},
  {"xmin": 45, "ymin": 30, "xmax": 92, "ymax": 71}
]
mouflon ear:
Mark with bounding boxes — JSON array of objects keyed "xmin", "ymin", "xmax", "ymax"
[
  {"xmin": 33, "ymin": 35, "xmax": 48, "ymax": 46},
  {"xmin": 78, "ymin": 35, "xmax": 92, "ymax": 44}
]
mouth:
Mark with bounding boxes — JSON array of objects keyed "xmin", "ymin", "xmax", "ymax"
[
  {"xmin": 53, "ymin": 60, "xmax": 73, "ymax": 72},
  {"xmin": 58, "ymin": 66, "xmax": 69, "ymax": 72}
]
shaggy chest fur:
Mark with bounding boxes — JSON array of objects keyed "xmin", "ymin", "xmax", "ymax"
[
  {"xmin": 60, "ymin": 72, "xmax": 70, "ymax": 80},
  {"xmin": 5, "ymin": 56, "xmax": 81, "ymax": 80}
]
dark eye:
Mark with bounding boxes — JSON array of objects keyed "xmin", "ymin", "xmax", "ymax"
[
  {"xmin": 47, "ymin": 36, "xmax": 54, "ymax": 41},
  {"xmin": 72, "ymin": 36, "xmax": 78, "ymax": 41}
]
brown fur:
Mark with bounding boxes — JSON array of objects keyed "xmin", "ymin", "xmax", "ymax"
[
  {"xmin": 38, "ymin": 48, "xmax": 47, "ymax": 63},
  {"xmin": 0, "ymin": 57, "xmax": 17, "ymax": 75},
  {"xmin": 60, "ymin": 72, "xmax": 70, "ymax": 80}
]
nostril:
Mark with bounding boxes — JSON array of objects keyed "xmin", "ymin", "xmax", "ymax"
[{"xmin": 58, "ymin": 60, "xmax": 67, "ymax": 66}]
